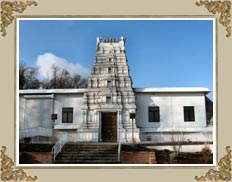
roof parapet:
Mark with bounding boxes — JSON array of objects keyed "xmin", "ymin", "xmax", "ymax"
[
  {"xmin": 96, "ymin": 36, "xmax": 126, "ymax": 50},
  {"xmin": 97, "ymin": 36, "xmax": 125, "ymax": 43}
]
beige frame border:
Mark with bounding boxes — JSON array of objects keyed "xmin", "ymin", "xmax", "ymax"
[
  {"xmin": 0, "ymin": 0, "xmax": 232, "ymax": 182},
  {"xmin": 16, "ymin": 15, "xmax": 218, "ymax": 173},
  {"xmin": 14, "ymin": 15, "xmax": 217, "ymax": 169}
]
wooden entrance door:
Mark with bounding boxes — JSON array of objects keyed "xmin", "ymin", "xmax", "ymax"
[{"xmin": 101, "ymin": 112, "xmax": 117, "ymax": 142}]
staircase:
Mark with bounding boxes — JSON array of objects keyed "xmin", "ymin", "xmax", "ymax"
[{"xmin": 53, "ymin": 143, "xmax": 119, "ymax": 164}]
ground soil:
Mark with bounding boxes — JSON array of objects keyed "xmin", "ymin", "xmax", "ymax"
[
  {"xmin": 155, "ymin": 149, "xmax": 213, "ymax": 164},
  {"xmin": 122, "ymin": 145, "xmax": 213, "ymax": 164},
  {"xmin": 19, "ymin": 144, "xmax": 54, "ymax": 152}
]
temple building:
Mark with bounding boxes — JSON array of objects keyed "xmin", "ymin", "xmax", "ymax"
[{"xmin": 18, "ymin": 37, "xmax": 213, "ymax": 144}]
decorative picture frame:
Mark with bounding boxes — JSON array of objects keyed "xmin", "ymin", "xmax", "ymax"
[{"xmin": 0, "ymin": 0, "xmax": 231, "ymax": 182}]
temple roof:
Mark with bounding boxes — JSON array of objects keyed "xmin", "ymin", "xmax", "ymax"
[
  {"xmin": 133, "ymin": 87, "xmax": 210, "ymax": 93},
  {"xmin": 19, "ymin": 87, "xmax": 210, "ymax": 94}
]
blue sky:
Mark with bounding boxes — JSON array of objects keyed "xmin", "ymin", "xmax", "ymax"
[{"xmin": 19, "ymin": 19, "xmax": 214, "ymax": 99}]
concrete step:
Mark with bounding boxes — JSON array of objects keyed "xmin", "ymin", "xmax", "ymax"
[
  {"xmin": 65, "ymin": 142, "xmax": 118, "ymax": 146},
  {"xmin": 60, "ymin": 148, "xmax": 117, "ymax": 152},
  {"xmin": 54, "ymin": 143, "xmax": 119, "ymax": 164},
  {"xmin": 58, "ymin": 153, "xmax": 118, "ymax": 157},
  {"xmin": 54, "ymin": 160, "xmax": 120, "ymax": 164},
  {"xmin": 63, "ymin": 146, "xmax": 118, "ymax": 149},
  {"xmin": 56, "ymin": 156, "xmax": 118, "ymax": 161},
  {"xmin": 61, "ymin": 147, "xmax": 117, "ymax": 151}
]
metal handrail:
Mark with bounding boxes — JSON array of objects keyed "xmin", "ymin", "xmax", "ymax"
[
  {"xmin": 52, "ymin": 139, "xmax": 66, "ymax": 160},
  {"xmin": 118, "ymin": 129, "xmax": 122, "ymax": 162}
]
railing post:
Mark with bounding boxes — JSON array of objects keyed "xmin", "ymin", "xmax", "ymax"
[
  {"xmin": 53, "ymin": 147, "xmax": 55, "ymax": 161},
  {"xmin": 118, "ymin": 129, "xmax": 121, "ymax": 162}
]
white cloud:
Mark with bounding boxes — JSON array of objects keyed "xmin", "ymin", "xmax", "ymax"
[{"xmin": 36, "ymin": 52, "xmax": 91, "ymax": 80}]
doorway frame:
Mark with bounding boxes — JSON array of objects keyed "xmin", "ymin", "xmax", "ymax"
[{"xmin": 99, "ymin": 111, "xmax": 118, "ymax": 142}]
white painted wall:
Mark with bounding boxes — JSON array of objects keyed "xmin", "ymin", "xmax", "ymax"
[
  {"xmin": 19, "ymin": 93, "xmax": 84, "ymax": 140},
  {"xmin": 135, "ymin": 92, "xmax": 207, "ymax": 131},
  {"xmin": 19, "ymin": 95, "xmax": 53, "ymax": 139},
  {"xmin": 19, "ymin": 90, "xmax": 212, "ymax": 143},
  {"xmin": 53, "ymin": 94, "xmax": 84, "ymax": 128}
]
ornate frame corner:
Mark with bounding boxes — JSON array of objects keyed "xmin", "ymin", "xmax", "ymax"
[
  {"xmin": 195, "ymin": 146, "xmax": 232, "ymax": 181},
  {"xmin": 0, "ymin": 0, "xmax": 37, "ymax": 37},
  {"xmin": 0, "ymin": 146, "xmax": 37, "ymax": 181},
  {"xmin": 196, "ymin": 0, "xmax": 231, "ymax": 38}
]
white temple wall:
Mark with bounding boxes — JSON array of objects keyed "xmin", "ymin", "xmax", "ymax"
[
  {"xmin": 135, "ymin": 92, "xmax": 212, "ymax": 142},
  {"xmin": 19, "ymin": 90, "xmax": 212, "ymax": 143},
  {"xmin": 135, "ymin": 92, "xmax": 207, "ymax": 130},
  {"xmin": 19, "ymin": 95, "xmax": 53, "ymax": 139},
  {"xmin": 53, "ymin": 94, "xmax": 83, "ymax": 128}
]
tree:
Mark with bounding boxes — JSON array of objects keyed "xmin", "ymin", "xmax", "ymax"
[
  {"xmin": 59, "ymin": 69, "xmax": 73, "ymax": 88},
  {"xmin": 79, "ymin": 78, "xmax": 88, "ymax": 88},
  {"xmin": 47, "ymin": 64, "xmax": 88, "ymax": 89},
  {"xmin": 50, "ymin": 64, "xmax": 60, "ymax": 89},
  {"xmin": 49, "ymin": 66, "xmax": 72, "ymax": 88},
  {"xmin": 19, "ymin": 63, "xmax": 89, "ymax": 89},
  {"xmin": 72, "ymin": 74, "xmax": 88, "ymax": 88},
  {"xmin": 170, "ymin": 130, "xmax": 186, "ymax": 158},
  {"xmin": 19, "ymin": 63, "xmax": 40, "ymax": 89},
  {"xmin": 72, "ymin": 74, "xmax": 81, "ymax": 88}
]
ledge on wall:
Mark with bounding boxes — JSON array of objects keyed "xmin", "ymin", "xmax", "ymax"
[{"xmin": 54, "ymin": 125, "xmax": 79, "ymax": 130}]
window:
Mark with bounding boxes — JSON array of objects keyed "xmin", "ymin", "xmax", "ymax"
[
  {"xmin": 62, "ymin": 107, "xmax": 73, "ymax": 123},
  {"xmin": 106, "ymin": 96, "xmax": 111, "ymax": 103},
  {"xmin": 108, "ymin": 67, "xmax": 112, "ymax": 73},
  {"xmin": 148, "ymin": 106, "xmax": 160, "ymax": 122},
  {"xmin": 146, "ymin": 135, "xmax": 152, "ymax": 141},
  {"xmin": 184, "ymin": 106, "xmax": 195, "ymax": 122},
  {"xmin": 107, "ymin": 80, "xmax": 111, "ymax": 87}
]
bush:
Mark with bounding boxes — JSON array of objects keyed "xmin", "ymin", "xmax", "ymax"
[
  {"xmin": 170, "ymin": 131, "xmax": 186, "ymax": 157},
  {"xmin": 205, "ymin": 156, "xmax": 213, "ymax": 164},
  {"xmin": 201, "ymin": 144, "xmax": 212, "ymax": 164}
]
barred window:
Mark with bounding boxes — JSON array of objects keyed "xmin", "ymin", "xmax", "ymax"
[
  {"xmin": 184, "ymin": 106, "xmax": 195, "ymax": 122},
  {"xmin": 107, "ymin": 80, "xmax": 111, "ymax": 86},
  {"xmin": 106, "ymin": 96, "xmax": 111, "ymax": 103},
  {"xmin": 148, "ymin": 106, "xmax": 160, "ymax": 122},
  {"xmin": 62, "ymin": 107, "xmax": 73, "ymax": 123}
]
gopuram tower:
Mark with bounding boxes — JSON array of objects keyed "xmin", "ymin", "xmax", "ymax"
[{"xmin": 79, "ymin": 37, "xmax": 140, "ymax": 143}]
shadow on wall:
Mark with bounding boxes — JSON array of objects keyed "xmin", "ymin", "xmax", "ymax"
[
  {"xmin": 136, "ymin": 96, "xmax": 162, "ymax": 129},
  {"xmin": 205, "ymin": 96, "xmax": 213, "ymax": 125}
]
